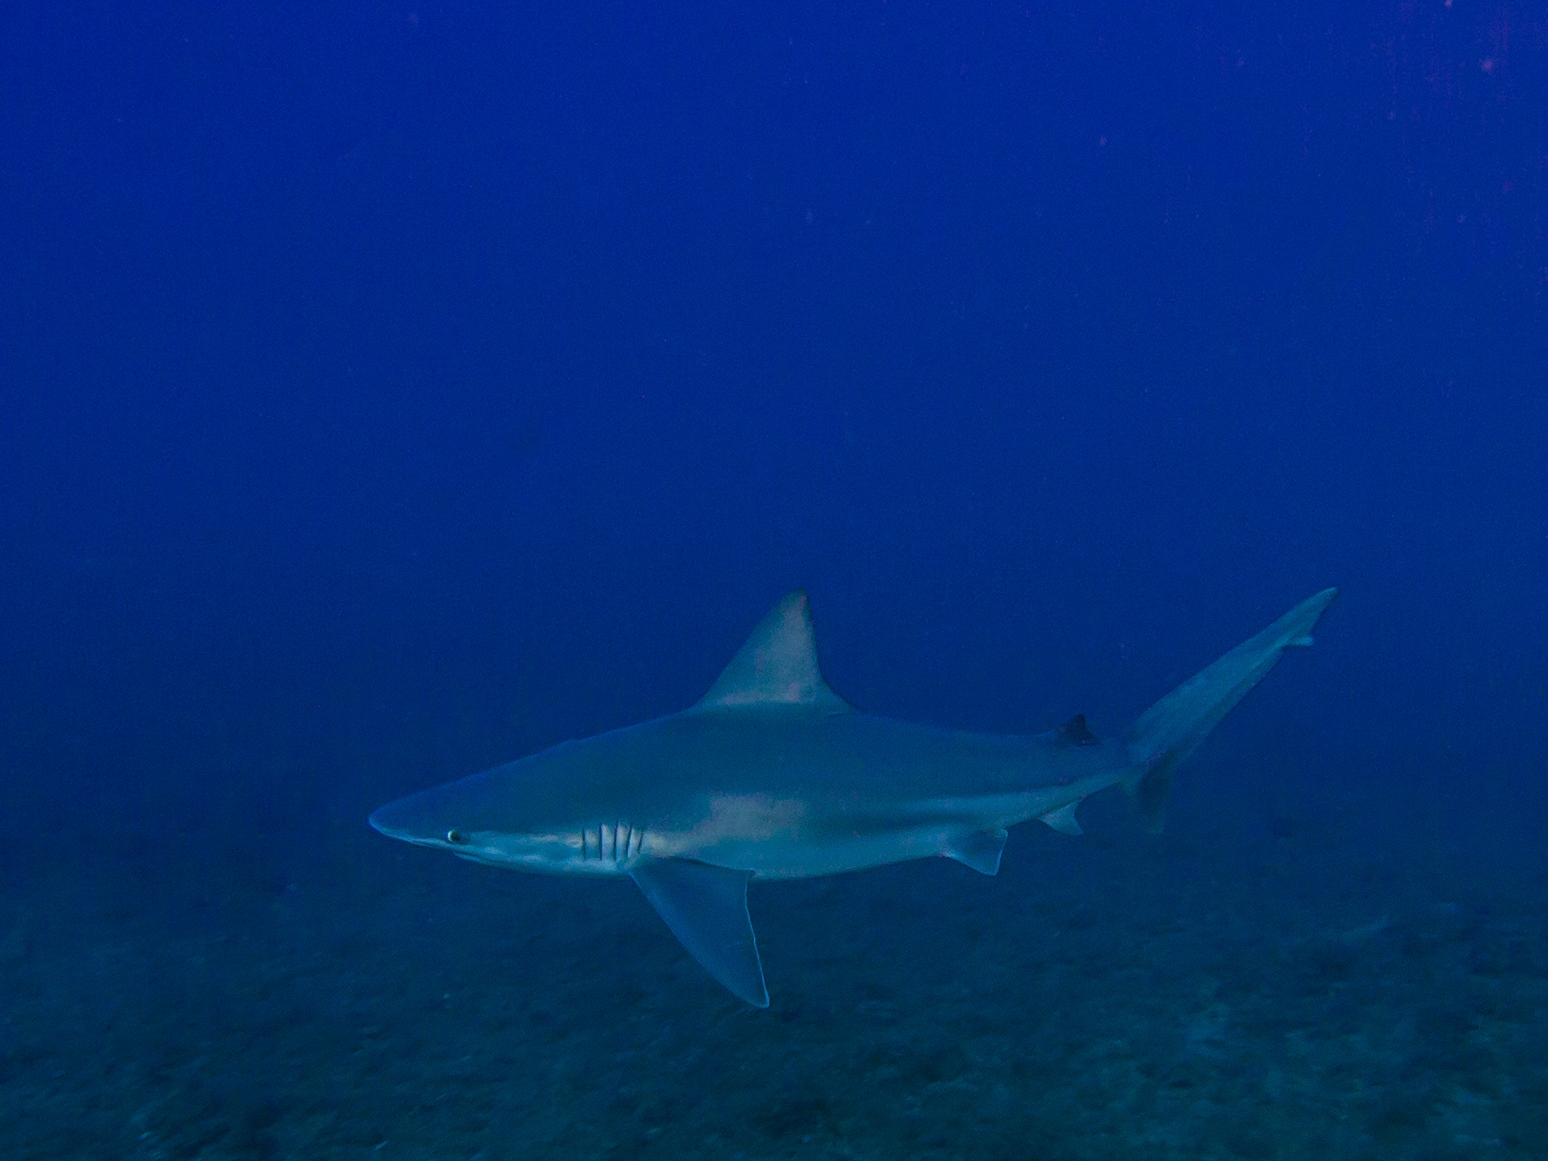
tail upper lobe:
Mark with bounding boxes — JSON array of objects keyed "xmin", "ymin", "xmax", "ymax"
[{"xmin": 1122, "ymin": 588, "xmax": 1339, "ymax": 833}]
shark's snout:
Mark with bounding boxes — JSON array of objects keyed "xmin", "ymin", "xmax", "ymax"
[
  {"xmin": 369, "ymin": 783, "xmax": 465, "ymax": 844},
  {"xmin": 370, "ymin": 771, "xmax": 557, "ymax": 868},
  {"xmin": 367, "ymin": 800, "xmax": 411, "ymax": 838}
]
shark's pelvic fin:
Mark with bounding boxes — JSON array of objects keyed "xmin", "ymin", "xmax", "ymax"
[
  {"xmin": 942, "ymin": 828, "xmax": 1008, "ymax": 875},
  {"xmin": 695, "ymin": 590, "xmax": 852, "ymax": 713},
  {"xmin": 1122, "ymin": 587, "xmax": 1339, "ymax": 835},
  {"xmin": 1039, "ymin": 801, "xmax": 1084, "ymax": 835},
  {"xmin": 630, "ymin": 857, "xmax": 769, "ymax": 1008}
]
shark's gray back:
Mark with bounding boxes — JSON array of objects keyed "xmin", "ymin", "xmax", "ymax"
[{"xmin": 444, "ymin": 707, "xmax": 1122, "ymax": 835}]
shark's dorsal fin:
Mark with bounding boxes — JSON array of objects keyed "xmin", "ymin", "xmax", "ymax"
[{"xmin": 695, "ymin": 591, "xmax": 852, "ymax": 713}]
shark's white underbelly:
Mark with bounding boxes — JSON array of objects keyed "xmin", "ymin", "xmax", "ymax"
[
  {"xmin": 685, "ymin": 825, "xmax": 974, "ymax": 879},
  {"xmin": 641, "ymin": 781, "xmax": 1114, "ymax": 879},
  {"xmin": 453, "ymin": 774, "xmax": 1124, "ymax": 880}
]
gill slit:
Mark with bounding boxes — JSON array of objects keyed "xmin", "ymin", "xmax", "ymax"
[{"xmin": 579, "ymin": 822, "xmax": 645, "ymax": 862}]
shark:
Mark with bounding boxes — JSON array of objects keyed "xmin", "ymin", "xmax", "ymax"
[{"xmin": 370, "ymin": 587, "xmax": 1337, "ymax": 1006}]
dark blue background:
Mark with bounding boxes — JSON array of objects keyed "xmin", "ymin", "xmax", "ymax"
[{"xmin": 2, "ymin": 1, "xmax": 1545, "ymax": 885}]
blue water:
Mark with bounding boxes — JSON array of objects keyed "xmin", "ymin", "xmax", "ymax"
[{"xmin": 3, "ymin": 2, "xmax": 1546, "ymax": 1157}]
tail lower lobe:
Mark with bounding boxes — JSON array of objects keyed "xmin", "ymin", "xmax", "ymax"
[{"xmin": 1121, "ymin": 588, "xmax": 1339, "ymax": 834}]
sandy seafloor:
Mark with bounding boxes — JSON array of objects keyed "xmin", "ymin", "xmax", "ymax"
[{"xmin": 4, "ymin": 790, "xmax": 1547, "ymax": 1161}]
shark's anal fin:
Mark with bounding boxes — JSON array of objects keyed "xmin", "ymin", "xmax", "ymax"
[
  {"xmin": 942, "ymin": 828, "xmax": 1008, "ymax": 875},
  {"xmin": 1039, "ymin": 801, "xmax": 1083, "ymax": 836},
  {"xmin": 630, "ymin": 857, "xmax": 769, "ymax": 1008},
  {"xmin": 694, "ymin": 591, "xmax": 851, "ymax": 713}
]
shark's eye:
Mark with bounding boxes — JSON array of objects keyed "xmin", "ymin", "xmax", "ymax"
[{"xmin": 446, "ymin": 829, "xmax": 468, "ymax": 844}]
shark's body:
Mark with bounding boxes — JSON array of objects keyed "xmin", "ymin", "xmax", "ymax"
[{"xmin": 371, "ymin": 588, "xmax": 1337, "ymax": 1006}]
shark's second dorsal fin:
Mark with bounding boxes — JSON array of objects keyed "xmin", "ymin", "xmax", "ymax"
[
  {"xmin": 1056, "ymin": 714, "xmax": 1098, "ymax": 746},
  {"xmin": 695, "ymin": 591, "xmax": 852, "ymax": 713}
]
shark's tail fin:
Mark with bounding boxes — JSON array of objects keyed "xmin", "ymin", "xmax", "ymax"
[{"xmin": 1121, "ymin": 588, "xmax": 1338, "ymax": 834}]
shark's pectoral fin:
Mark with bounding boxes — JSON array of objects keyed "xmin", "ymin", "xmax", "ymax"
[
  {"xmin": 1039, "ymin": 801, "xmax": 1084, "ymax": 836},
  {"xmin": 630, "ymin": 857, "xmax": 769, "ymax": 1008},
  {"xmin": 942, "ymin": 828, "xmax": 1008, "ymax": 875}
]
